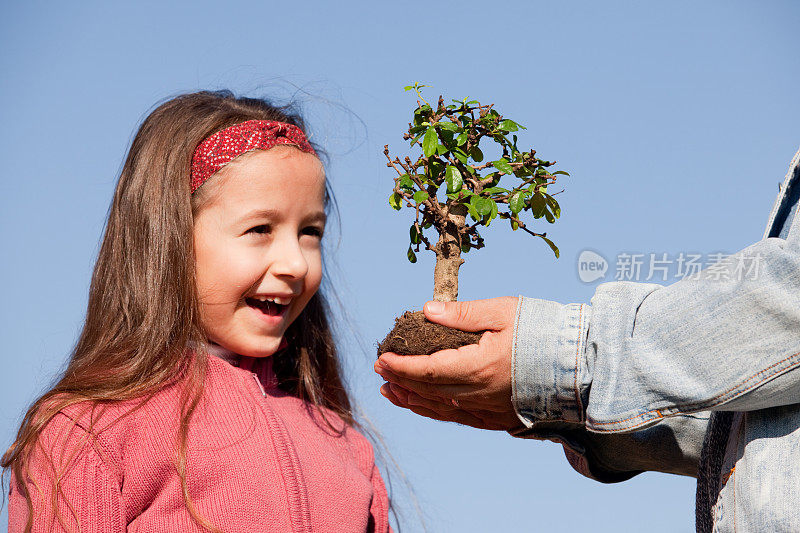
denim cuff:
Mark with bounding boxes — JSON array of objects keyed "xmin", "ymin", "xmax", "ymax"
[{"xmin": 511, "ymin": 296, "xmax": 592, "ymax": 429}]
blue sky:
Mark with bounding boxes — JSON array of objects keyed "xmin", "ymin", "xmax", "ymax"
[{"xmin": 2, "ymin": 1, "xmax": 798, "ymax": 531}]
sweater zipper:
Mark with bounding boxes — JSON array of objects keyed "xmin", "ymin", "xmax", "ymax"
[
  {"xmin": 250, "ymin": 373, "xmax": 313, "ymax": 533},
  {"xmin": 252, "ymin": 373, "xmax": 267, "ymax": 397}
]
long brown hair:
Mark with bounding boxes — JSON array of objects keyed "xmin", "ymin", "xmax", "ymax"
[{"xmin": 1, "ymin": 90, "xmax": 353, "ymax": 532}]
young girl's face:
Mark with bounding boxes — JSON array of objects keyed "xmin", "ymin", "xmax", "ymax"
[{"xmin": 193, "ymin": 146, "xmax": 326, "ymax": 358}]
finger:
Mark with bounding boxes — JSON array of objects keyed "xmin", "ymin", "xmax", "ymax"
[
  {"xmin": 381, "ymin": 384, "xmax": 462, "ymax": 422},
  {"xmin": 377, "ymin": 347, "xmax": 480, "ymax": 385},
  {"xmin": 423, "ymin": 296, "xmax": 518, "ymax": 332},
  {"xmin": 379, "ymin": 383, "xmax": 403, "ymax": 406},
  {"xmin": 387, "ymin": 383, "xmax": 410, "ymax": 404},
  {"xmin": 377, "ymin": 366, "xmax": 471, "ymax": 402},
  {"xmin": 387, "ymin": 386, "xmax": 515, "ymax": 431},
  {"xmin": 382, "ymin": 383, "xmax": 434, "ymax": 410},
  {"xmin": 382, "ymin": 368, "xmax": 509, "ymax": 412},
  {"xmin": 403, "ymin": 386, "xmax": 513, "ymax": 419},
  {"xmin": 402, "ymin": 387, "xmax": 459, "ymax": 413},
  {"xmin": 386, "ymin": 384, "xmax": 470, "ymax": 421}
]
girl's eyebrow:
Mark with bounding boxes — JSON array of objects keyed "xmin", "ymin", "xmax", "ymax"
[
  {"xmin": 236, "ymin": 208, "xmax": 327, "ymax": 225},
  {"xmin": 238, "ymin": 208, "xmax": 281, "ymax": 223}
]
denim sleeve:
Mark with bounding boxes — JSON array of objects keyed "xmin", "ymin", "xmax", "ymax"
[{"xmin": 510, "ymin": 235, "xmax": 800, "ymax": 480}]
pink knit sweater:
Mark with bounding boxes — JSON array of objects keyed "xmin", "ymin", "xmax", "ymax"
[{"xmin": 8, "ymin": 351, "xmax": 391, "ymax": 532}]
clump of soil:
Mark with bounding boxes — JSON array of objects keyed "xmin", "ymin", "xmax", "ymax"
[{"xmin": 377, "ymin": 311, "xmax": 483, "ymax": 356}]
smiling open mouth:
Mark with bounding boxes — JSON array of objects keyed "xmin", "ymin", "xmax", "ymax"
[{"xmin": 245, "ymin": 298, "xmax": 288, "ymax": 317}]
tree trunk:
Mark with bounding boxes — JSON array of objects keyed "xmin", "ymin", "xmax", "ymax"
[{"xmin": 433, "ymin": 204, "xmax": 466, "ymax": 302}]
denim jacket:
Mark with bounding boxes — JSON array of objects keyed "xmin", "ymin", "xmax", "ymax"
[{"xmin": 510, "ymin": 147, "xmax": 800, "ymax": 532}]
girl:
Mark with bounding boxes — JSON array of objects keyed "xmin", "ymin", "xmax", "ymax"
[{"xmin": 3, "ymin": 91, "xmax": 392, "ymax": 532}]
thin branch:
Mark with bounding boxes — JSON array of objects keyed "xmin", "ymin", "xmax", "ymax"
[{"xmin": 496, "ymin": 212, "xmax": 547, "ymax": 238}]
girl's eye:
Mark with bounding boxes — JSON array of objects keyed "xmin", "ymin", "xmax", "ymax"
[
  {"xmin": 302, "ymin": 226, "xmax": 324, "ymax": 238},
  {"xmin": 246, "ymin": 225, "xmax": 270, "ymax": 235}
]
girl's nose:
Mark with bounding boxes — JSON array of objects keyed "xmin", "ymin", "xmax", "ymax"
[{"xmin": 270, "ymin": 236, "xmax": 309, "ymax": 280}]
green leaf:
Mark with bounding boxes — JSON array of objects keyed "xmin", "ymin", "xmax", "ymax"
[
  {"xmin": 499, "ymin": 119, "xmax": 519, "ymax": 132},
  {"xmin": 473, "ymin": 196, "xmax": 493, "ymax": 217},
  {"xmin": 529, "ymin": 192, "xmax": 547, "ymax": 218},
  {"xmin": 545, "ymin": 195, "xmax": 561, "ymax": 218},
  {"xmin": 544, "ymin": 210, "xmax": 555, "ymax": 223},
  {"xmin": 460, "ymin": 242, "xmax": 471, "ymax": 253},
  {"xmin": 422, "ymin": 127, "xmax": 437, "ymax": 157},
  {"xmin": 398, "ymin": 174, "xmax": 414, "ymax": 190},
  {"xmin": 453, "ymin": 148, "xmax": 469, "ymax": 164},
  {"xmin": 467, "ymin": 201, "xmax": 480, "ymax": 221},
  {"xmin": 552, "ymin": 170, "xmax": 570, "ymax": 176},
  {"xmin": 438, "ymin": 128, "xmax": 455, "ymax": 144},
  {"xmin": 509, "ymin": 191, "xmax": 527, "ymax": 213},
  {"xmin": 541, "ymin": 236, "xmax": 560, "ymax": 258},
  {"xmin": 511, "ymin": 219, "xmax": 519, "ymax": 231},
  {"xmin": 470, "ymin": 146, "xmax": 484, "ymax": 162},
  {"xmin": 436, "ymin": 143, "xmax": 449, "ymax": 155},
  {"xmin": 445, "ymin": 165, "xmax": 463, "ymax": 193},
  {"xmin": 438, "ymin": 121, "xmax": 458, "ymax": 131},
  {"xmin": 407, "ymin": 245, "xmax": 417, "ymax": 263},
  {"xmin": 410, "ymin": 225, "xmax": 421, "ymax": 244},
  {"xmin": 482, "ymin": 186, "xmax": 509, "ymax": 195},
  {"xmin": 413, "ymin": 190, "xmax": 429, "ymax": 203},
  {"xmin": 389, "ymin": 192, "xmax": 403, "ymax": 210},
  {"xmin": 494, "ymin": 158, "xmax": 513, "ymax": 174},
  {"xmin": 456, "ymin": 132, "xmax": 468, "ymax": 146},
  {"xmin": 487, "ymin": 200, "xmax": 498, "ymax": 224},
  {"xmin": 404, "ymin": 85, "xmax": 414, "ymax": 91}
]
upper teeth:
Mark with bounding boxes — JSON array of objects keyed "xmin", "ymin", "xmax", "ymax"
[{"xmin": 255, "ymin": 296, "xmax": 291, "ymax": 305}]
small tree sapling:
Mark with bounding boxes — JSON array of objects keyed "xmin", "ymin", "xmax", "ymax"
[{"xmin": 378, "ymin": 84, "xmax": 568, "ymax": 355}]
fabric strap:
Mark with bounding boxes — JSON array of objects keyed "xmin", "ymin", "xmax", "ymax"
[{"xmin": 190, "ymin": 119, "xmax": 316, "ymax": 193}]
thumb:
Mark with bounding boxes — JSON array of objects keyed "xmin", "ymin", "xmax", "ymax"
[{"xmin": 423, "ymin": 297, "xmax": 515, "ymax": 332}]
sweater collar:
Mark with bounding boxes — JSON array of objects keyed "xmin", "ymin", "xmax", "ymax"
[
  {"xmin": 201, "ymin": 341, "xmax": 279, "ymax": 392},
  {"xmin": 204, "ymin": 341, "xmax": 243, "ymax": 367}
]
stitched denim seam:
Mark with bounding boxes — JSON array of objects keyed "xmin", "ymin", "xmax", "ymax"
[
  {"xmin": 572, "ymin": 305, "xmax": 585, "ymax": 421},
  {"xmin": 763, "ymin": 147, "xmax": 800, "ymax": 239},
  {"xmin": 588, "ymin": 349, "xmax": 800, "ymax": 432}
]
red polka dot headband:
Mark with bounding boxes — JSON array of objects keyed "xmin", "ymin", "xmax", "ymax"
[{"xmin": 190, "ymin": 119, "xmax": 316, "ymax": 193}]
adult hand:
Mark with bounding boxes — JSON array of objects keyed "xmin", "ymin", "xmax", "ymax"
[{"xmin": 374, "ymin": 296, "xmax": 523, "ymax": 431}]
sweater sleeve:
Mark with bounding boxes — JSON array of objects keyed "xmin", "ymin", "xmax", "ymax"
[
  {"xmin": 368, "ymin": 462, "xmax": 392, "ymax": 533},
  {"xmin": 8, "ymin": 413, "xmax": 125, "ymax": 533}
]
